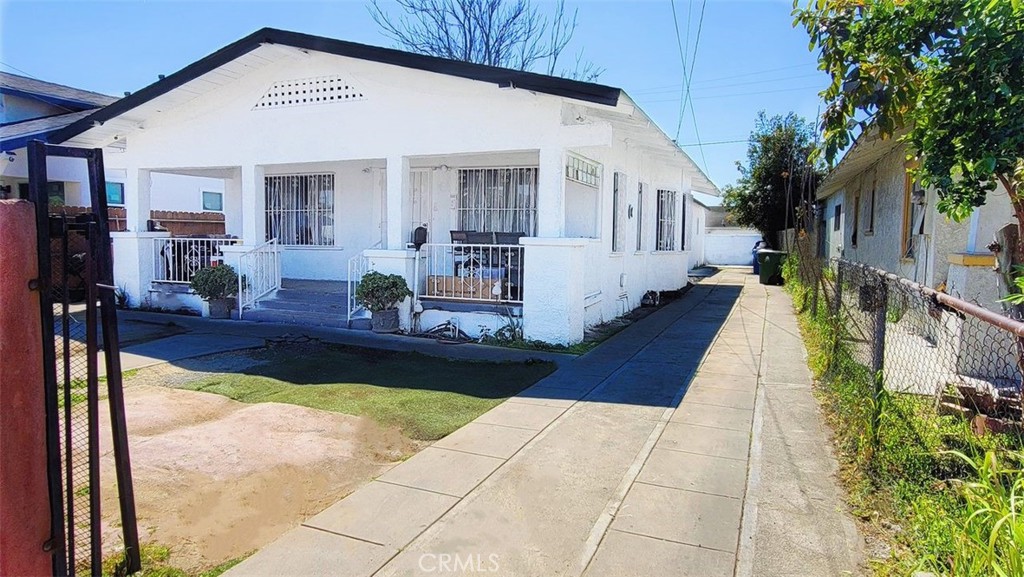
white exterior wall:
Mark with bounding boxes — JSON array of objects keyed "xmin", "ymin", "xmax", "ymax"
[
  {"xmin": 1, "ymin": 151, "xmax": 93, "ymax": 205},
  {"xmin": 704, "ymin": 227, "xmax": 761, "ymax": 266},
  {"xmin": 82, "ymin": 48, "xmax": 705, "ymax": 342},
  {"xmin": 689, "ymin": 201, "xmax": 707, "ymax": 269}
]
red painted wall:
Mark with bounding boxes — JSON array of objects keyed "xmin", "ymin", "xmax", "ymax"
[{"xmin": 0, "ymin": 200, "xmax": 52, "ymax": 576}]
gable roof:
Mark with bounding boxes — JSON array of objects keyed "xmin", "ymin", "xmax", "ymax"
[
  {"xmin": 816, "ymin": 126, "xmax": 906, "ymax": 200},
  {"xmin": 48, "ymin": 27, "xmax": 622, "ymax": 146},
  {"xmin": 1, "ymin": 71, "xmax": 118, "ymax": 112},
  {"xmin": 0, "ymin": 110, "xmax": 95, "ymax": 151}
]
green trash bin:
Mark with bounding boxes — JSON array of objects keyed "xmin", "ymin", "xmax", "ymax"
[{"xmin": 757, "ymin": 250, "xmax": 788, "ymax": 285}]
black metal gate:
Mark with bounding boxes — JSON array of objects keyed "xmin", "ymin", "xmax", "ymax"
[{"xmin": 27, "ymin": 141, "xmax": 140, "ymax": 576}]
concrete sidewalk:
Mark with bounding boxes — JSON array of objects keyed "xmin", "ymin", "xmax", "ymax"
[{"xmin": 226, "ymin": 270, "xmax": 863, "ymax": 577}]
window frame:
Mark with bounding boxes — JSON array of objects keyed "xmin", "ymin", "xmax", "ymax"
[
  {"xmin": 851, "ymin": 190, "xmax": 860, "ymax": 248},
  {"xmin": 264, "ymin": 173, "xmax": 336, "ymax": 246},
  {"xmin": 866, "ymin": 172, "xmax": 877, "ymax": 235},
  {"xmin": 902, "ymin": 171, "xmax": 926, "ymax": 259},
  {"xmin": 655, "ymin": 188, "xmax": 678, "ymax": 252},
  {"xmin": 612, "ymin": 172, "xmax": 625, "ymax": 252},
  {"xmin": 105, "ymin": 181, "xmax": 125, "ymax": 206},
  {"xmin": 456, "ymin": 167, "xmax": 538, "ymax": 236},
  {"xmin": 202, "ymin": 190, "xmax": 224, "ymax": 212},
  {"xmin": 636, "ymin": 182, "xmax": 645, "ymax": 251},
  {"xmin": 833, "ymin": 204, "xmax": 842, "ymax": 232}
]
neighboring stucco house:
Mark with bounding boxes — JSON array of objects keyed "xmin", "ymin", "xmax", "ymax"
[
  {"xmin": 1, "ymin": 72, "xmax": 229, "ymax": 231},
  {"xmin": 815, "ymin": 128, "xmax": 1013, "ymax": 313},
  {"xmin": 34, "ymin": 28, "xmax": 716, "ymax": 345},
  {"xmin": 1, "ymin": 72, "xmax": 118, "ymax": 204}
]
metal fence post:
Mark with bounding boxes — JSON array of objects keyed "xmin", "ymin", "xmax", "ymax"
[
  {"xmin": 870, "ymin": 277, "xmax": 889, "ymax": 446},
  {"xmin": 833, "ymin": 261, "xmax": 844, "ymax": 318}
]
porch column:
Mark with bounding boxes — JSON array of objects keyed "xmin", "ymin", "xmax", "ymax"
[
  {"xmin": 123, "ymin": 168, "xmax": 151, "ymax": 233},
  {"xmin": 521, "ymin": 237, "xmax": 586, "ymax": 344},
  {"xmin": 386, "ymin": 156, "xmax": 409, "ymax": 249},
  {"xmin": 223, "ymin": 167, "xmax": 243, "ymax": 238},
  {"xmin": 240, "ymin": 165, "xmax": 265, "ymax": 244},
  {"xmin": 538, "ymin": 147, "xmax": 566, "ymax": 237}
]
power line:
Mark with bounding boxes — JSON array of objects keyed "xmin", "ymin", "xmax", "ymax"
[
  {"xmin": 669, "ymin": 0, "xmax": 691, "ymax": 142},
  {"xmin": 631, "ymin": 63, "xmax": 812, "ymax": 94},
  {"xmin": 679, "ymin": 138, "xmax": 748, "ymax": 146},
  {"xmin": 630, "ymin": 72, "xmax": 824, "ymax": 96},
  {"xmin": 0, "ymin": 60, "xmax": 41, "ymax": 79},
  {"xmin": 636, "ymin": 83, "xmax": 826, "ymax": 104},
  {"xmin": 681, "ymin": 0, "xmax": 709, "ymax": 174}
]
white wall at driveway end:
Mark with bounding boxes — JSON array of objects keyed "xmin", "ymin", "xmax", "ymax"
[{"xmin": 704, "ymin": 228, "xmax": 761, "ymax": 266}]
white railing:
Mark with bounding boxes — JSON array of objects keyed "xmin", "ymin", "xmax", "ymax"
[
  {"xmin": 153, "ymin": 237, "xmax": 241, "ymax": 284},
  {"xmin": 420, "ymin": 243, "xmax": 524, "ymax": 304},
  {"xmin": 237, "ymin": 239, "xmax": 281, "ymax": 318},
  {"xmin": 347, "ymin": 250, "xmax": 374, "ymax": 327}
]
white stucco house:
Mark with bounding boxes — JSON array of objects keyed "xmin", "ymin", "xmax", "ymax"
[
  {"xmin": 28, "ymin": 28, "xmax": 718, "ymax": 344},
  {"xmin": 815, "ymin": 128, "xmax": 1013, "ymax": 313}
]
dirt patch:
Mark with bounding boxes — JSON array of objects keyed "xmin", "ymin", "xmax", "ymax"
[{"xmin": 99, "ymin": 383, "xmax": 420, "ymax": 573}]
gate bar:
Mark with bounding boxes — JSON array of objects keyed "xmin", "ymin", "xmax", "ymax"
[{"xmin": 27, "ymin": 140, "xmax": 69, "ymax": 577}]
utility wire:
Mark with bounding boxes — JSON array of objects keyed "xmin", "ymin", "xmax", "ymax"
[
  {"xmin": 633, "ymin": 63, "xmax": 812, "ymax": 93},
  {"xmin": 669, "ymin": 0, "xmax": 691, "ymax": 142},
  {"xmin": 630, "ymin": 73, "xmax": 824, "ymax": 96},
  {"xmin": 636, "ymin": 83, "xmax": 826, "ymax": 104},
  {"xmin": 681, "ymin": 0, "xmax": 709, "ymax": 174}
]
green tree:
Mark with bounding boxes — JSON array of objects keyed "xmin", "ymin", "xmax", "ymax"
[
  {"xmin": 793, "ymin": 0, "xmax": 1024, "ymax": 255},
  {"xmin": 722, "ymin": 112, "xmax": 823, "ymax": 248}
]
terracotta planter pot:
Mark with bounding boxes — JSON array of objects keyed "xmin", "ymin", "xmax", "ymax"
[
  {"xmin": 207, "ymin": 298, "xmax": 234, "ymax": 319},
  {"xmin": 371, "ymin": 308, "xmax": 401, "ymax": 333}
]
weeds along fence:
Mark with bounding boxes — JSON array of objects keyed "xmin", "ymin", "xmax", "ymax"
[{"xmin": 790, "ymin": 249, "xmax": 1022, "ymax": 434}]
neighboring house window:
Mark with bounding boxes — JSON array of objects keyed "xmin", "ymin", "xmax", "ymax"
[
  {"xmin": 265, "ymin": 173, "xmax": 335, "ymax": 245},
  {"xmin": 202, "ymin": 190, "xmax": 223, "ymax": 211},
  {"xmin": 851, "ymin": 192, "xmax": 860, "ymax": 248},
  {"xmin": 565, "ymin": 154, "xmax": 601, "ymax": 188},
  {"xmin": 902, "ymin": 173, "xmax": 926, "ymax": 258},
  {"xmin": 833, "ymin": 204, "xmax": 842, "ymax": 231},
  {"xmin": 656, "ymin": 189, "xmax": 678, "ymax": 251},
  {"xmin": 612, "ymin": 172, "xmax": 624, "ymax": 252},
  {"xmin": 458, "ymin": 168, "xmax": 538, "ymax": 235},
  {"xmin": 636, "ymin": 183, "xmax": 645, "ymax": 251},
  {"xmin": 866, "ymin": 172, "xmax": 877, "ymax": 234},
  {"xmin": 105, "ymin": 182, "xmax": 125, "ymax": 206}
]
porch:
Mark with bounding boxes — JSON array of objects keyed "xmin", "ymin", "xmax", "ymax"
[{"xmin": 112, "ymin": 145, "xmax": 691, "ymax": 344}]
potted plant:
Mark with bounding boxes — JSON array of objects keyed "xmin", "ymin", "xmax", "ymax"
[
  {"xmin": 355, "ymin": 271, "xmax": 412, "ymax": 333},
  {"xmin": 190, "ymin": 264, "xmax": 239, "ymax": 319}
]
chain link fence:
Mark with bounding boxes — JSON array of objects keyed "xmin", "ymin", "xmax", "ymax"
[{"xmin": 789, "ymin": 237, "xmax": 1022, "ymax": 430}]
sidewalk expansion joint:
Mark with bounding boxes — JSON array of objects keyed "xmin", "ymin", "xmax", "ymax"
[
  {"xmin": 631, "ymin": 480, "xmax": 743, "ymax": 501},
  {"xmin": 298, "ymin": 524, "xmax": 388, "ymax": 548},
  {"xmin": 608, "ymin": 527, "xmax": 738, "ymax": 555}
]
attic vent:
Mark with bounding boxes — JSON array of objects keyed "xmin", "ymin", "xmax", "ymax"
[{"xmin": 254, "ymin": 75, "xmax": 365, "ymax": 110}]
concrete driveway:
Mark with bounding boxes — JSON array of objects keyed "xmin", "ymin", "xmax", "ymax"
[{"xmin": 226, "ymin": 269, "xmax": 863, "ymax": 577}]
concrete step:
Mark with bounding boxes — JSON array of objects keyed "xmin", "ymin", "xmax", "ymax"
[
  {"xmin": 258, "ymin": 297, "xmax": 349, "ymax": 315},
  {"xmin": 280, "ymin": 278, "xmax": 349, "ymax": 293},
  {"xmin": 273, "ymin": 287, "xmax": 349, "ymax": 302},
  {"xmin": 241, "ymin": 308, "xmax": 350, "ymax": 328}
]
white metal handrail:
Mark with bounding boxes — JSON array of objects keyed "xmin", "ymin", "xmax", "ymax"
[
  {"xmin": 347, "ymin": 249, "xmax": 375, "ymax": 326},
  {"xmin": 420, "ymin": 243, "xmax": 524, "ymax": 304},
  {"xmin": 237, "ymin": 238, "xmax": 281, "ymax": 318},
  {"xmin": 153, "ymin": 237, "xmax": 240, "ymax": 284}
]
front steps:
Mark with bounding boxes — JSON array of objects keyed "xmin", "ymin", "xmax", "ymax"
[{"xmin": 242, "ymin": 279, "xmax": 369, "ymax": 329}]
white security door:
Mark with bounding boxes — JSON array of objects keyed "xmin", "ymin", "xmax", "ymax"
[{"xmin": 410, "ymin": 169, "xmax": 433, "ymax": 239}]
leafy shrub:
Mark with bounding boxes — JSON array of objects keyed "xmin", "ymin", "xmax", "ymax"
[
  {"xmin": 354, "ymin": 271, "xmax": 411, "ymax": 312},
  {"xmin": 190, "ymin": 265, "xmax": 238, "ymax": 300}
]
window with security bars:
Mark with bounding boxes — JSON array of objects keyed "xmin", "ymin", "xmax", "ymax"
[
  {"xmin": 612, "ymin": 172, "xmax": 625, "ymax": 252},
  {"xmin": 265, "ymin": 174, "xmax": 335, "ymax": 245},
  {"xmin": 565, "ymin": 154, "xmax": 601, "ymax": 187},
  {"xmin": 458, "ymin": 168, "xmax": 538, "ymax": 235},
  {"xmin": 656, "ymin": 189, "xmax": 677, "ymax": 251}
]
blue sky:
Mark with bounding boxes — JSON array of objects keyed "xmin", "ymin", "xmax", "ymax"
[{"xmin": 0, "ymin": 0, "xmax": 829, "ymax": 194}]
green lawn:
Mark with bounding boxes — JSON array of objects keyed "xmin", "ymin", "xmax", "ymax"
[{"xmin": 181, "ymin": 344, "xmax": 556, "ymax": 440}]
